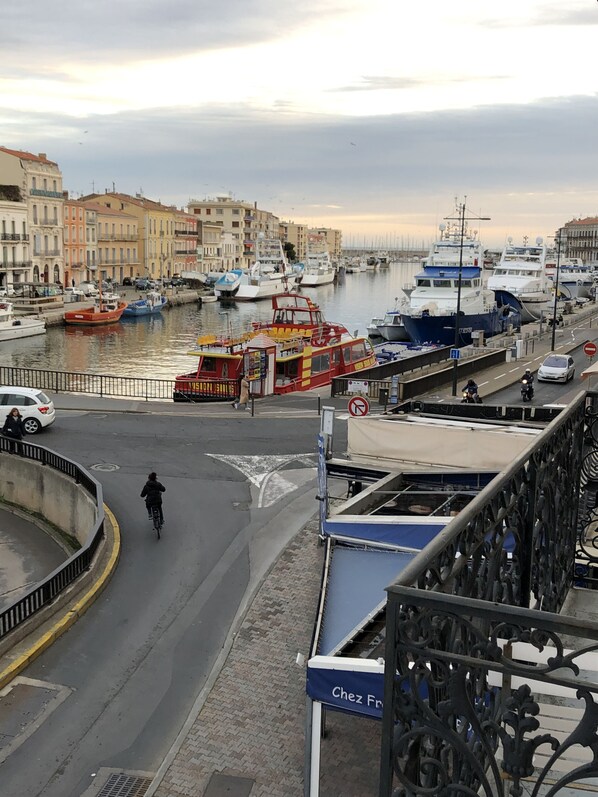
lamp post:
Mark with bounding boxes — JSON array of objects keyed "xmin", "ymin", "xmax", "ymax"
[
  {"xmin": 446, "ymin": 198, "xmax": 491, "ymax": 396},
  {"xmin": 551, "ymin": 233, "xmax": 562, "ymax": 351}
]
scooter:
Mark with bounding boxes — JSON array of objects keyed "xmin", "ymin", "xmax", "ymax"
[
  {"xmin": 521, "ymin": 379, "xmax": 534, "ymax": 402},
  {"xmin": 461, "ymin": 390, "xmax": 482, "ymax": 404}
]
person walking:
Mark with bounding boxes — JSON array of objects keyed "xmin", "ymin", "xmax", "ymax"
[
  {"xmin": 2, "ymin": 407, "xmax": 26, "ymax": 454},
  {"xmin": 233, "ymin": 374, "xmax": 250, "ymax": 410},
  {"xmin": 140, "ymin": 471, "xmax": 166, "ymax": 524}
]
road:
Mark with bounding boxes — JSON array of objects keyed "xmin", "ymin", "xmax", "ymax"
[{"xmin": 0, "ymin": 410, "xmax": 335, "ymax": 797}]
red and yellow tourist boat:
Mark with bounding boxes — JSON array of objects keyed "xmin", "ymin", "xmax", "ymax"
[{"xmin": 173, "ymin": 293, "xmax": 376, "ymax": 402}]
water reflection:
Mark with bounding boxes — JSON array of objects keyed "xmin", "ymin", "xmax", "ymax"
[{"xmin": 0, "ymin": 264, "xmax": 420, "ymax": 380}]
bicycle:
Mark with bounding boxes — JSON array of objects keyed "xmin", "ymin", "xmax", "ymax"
[{"xmin": 151, "ymin": 504, "xmax": 163, "ymax": 540}]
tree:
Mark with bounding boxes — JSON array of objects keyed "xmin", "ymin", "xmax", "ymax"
[{"xmin": 283, "ymin": 242, "xmax": 296, "ymax": 262}]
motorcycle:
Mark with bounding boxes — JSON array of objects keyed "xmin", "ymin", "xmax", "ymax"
[
  {"xmin": 521, "ymin": 379, "xmax": 534, "ymax": 402},
  {"xmin": 461, "ymin": 390, "xmax": 482, "ymax": 404}
]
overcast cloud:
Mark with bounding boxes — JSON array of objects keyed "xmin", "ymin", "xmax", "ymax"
[{"xmin": 1, "ymin": 0, "xmax": 597, "ymax": 246}]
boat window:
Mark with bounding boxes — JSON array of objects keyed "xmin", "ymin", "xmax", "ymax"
[
  {"xmin": 311, "ymin": 353, "xmax": 330, "ymax": 373},
  {"xmin": 331, "ymin": 349, "xmax": 340, "ymax": 367},
  {"xmin": 473, "ymin": 279, "xmax": 480, "ymax": 287},
  {"xmin": 416, "ymin": 279, "xmax": 431, "ymax": 287},
  {"xmin": 201, "ymin": 357, "xmax": 217, "ymax": 373},
  {"xmin": 342, "ymin": 346, "xmax": 352, "ymax": 365},
  {"xmin": 351, "ymin": 342, "xmax": 366, "ymax": 362},
  {"xmin": 460, "ymin": 280, "xmax": 472, "ymax": 287},
  {"xmin": 433, "ymin": 280, "xmax": 451, "ymax": 288}
]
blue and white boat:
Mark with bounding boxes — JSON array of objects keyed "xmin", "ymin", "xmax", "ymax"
[
  {"xmin": 214, "ymin": 269, "xmax": 243, "ymax": 300},
  {"xmin": 122, "ymin": 291, "xmax": 167, "ymax": 317},
  {"xmin": 400, "ymin": 222, "xmax": 511, "ymax": 346}
]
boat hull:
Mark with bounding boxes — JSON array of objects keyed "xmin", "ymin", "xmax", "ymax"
[
  {"xmin": 0, "ymin": 319, "xmax": 46, "ymax": 341},
  {"xmin": 493, "ymin": 290, "xmax": 552, "ymax": 324},
  {"xmin": 401, "ymin": 309, "xmax": 503, "ymax": 346},
  {"xmin": 235, "ymin": 275, "xmax": 297, "ymax": 301},
  {"xmin": 122, "ymin": 299, "xmax": 167, "ymax": 317},
  {"xmin": 64, "ymin": 302, "xmax": 127, "ymax": 326},
  {"xmin": 300, "ymin": 271, "xmax": 335, "ymax": 287}
]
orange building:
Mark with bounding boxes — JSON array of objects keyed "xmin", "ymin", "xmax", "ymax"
[{"xmin": 63, "ymin": 196, "xmax": 86, "ymax": 287}]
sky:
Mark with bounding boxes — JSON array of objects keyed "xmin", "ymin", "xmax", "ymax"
[{"xmin": 1, "ymin": 0, "xmax": 598, "ymax": 249}]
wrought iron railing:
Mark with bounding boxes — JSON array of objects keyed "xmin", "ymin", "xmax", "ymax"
[
  {"xmin": 0, "ymin": 436, "xmax": 104, "ymax": 642},
  {"xmin": 380, "ymin": 391, "xmax": 594, "ymax": 796}
]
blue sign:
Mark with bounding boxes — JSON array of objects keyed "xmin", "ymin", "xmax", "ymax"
[
  {"xmin": 307, "ymin": 666, "xmax": 385, "ymax": 719},
  {"xmin": 450, "ymin": 348, "xmax": 460, "ymax": 359}
]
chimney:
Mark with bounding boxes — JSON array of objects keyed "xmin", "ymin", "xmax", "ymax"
[{"xmin": 38, "ymin": 153, "xmax": 47, "ymax": 160}]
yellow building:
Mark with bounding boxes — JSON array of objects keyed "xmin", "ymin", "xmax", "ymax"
[
  {"xmin": 309, "ymin": 227, "xmax": 342, "ymax": 263},
  {"xmin": 81, "ymin": 192, "xmax": 176, "ymax": 281},
  {"xmin": 280, "ymin": 221, "xmax": 307, "ymax": 261},
  {"xmin": 80, "ymin": 200, "xmax": 140, "ymax": 283}
]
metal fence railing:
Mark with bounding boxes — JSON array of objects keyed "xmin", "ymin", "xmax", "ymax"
[{"xmin": 0, "ymin": 436, "xmax": 105, "ymax": 643}]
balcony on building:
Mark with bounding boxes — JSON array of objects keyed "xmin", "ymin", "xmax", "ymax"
[
  {"xmin": 0, "ymin": 233, "xmax": 22, "ymax": 241},
  {"xmin": 30, "ymin": 188, "xmax": 63, "ymax": 199}
]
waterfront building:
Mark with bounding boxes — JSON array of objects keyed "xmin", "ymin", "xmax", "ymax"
[
  {"xmin": 280, "ymin": 220, "xmax": 307, "ymax": 261},
  {"xmin": 63, "ymin": 195, "xmax": 87, "ymax": 288},
  {"xmin": 559, "ymin": 216, "xmax": 598, "ymax": 263},
  {"xmin": 0, "ymin": 147, "xmax": 64, "ymax": 284},
  {"xmin": 81, "ymin": 192, "xmax": 175, "ymax": 281},
  {"xmin": 173, "ymin": 209, "xmax": 199, "ymax": 275},
  {"xmin": 0, "ymin": 181, "xmax": 29, "ymax": 293},
  {"xmin": 309, "ymin": 226, "xmax": 342, "ymax": 263},
  {"xmin": 80, "ymin": 200, "xmax": 139, "ymax": 284},
  {"xmin": 187, "ymin": 195, "xmax": 280, "ymax": 269}
]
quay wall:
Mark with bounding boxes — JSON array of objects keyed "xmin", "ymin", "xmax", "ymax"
[{"xmin": 0, "ymin": 453, "xmax": 97, "ymax": 547}]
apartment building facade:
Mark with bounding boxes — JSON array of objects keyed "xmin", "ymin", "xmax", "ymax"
[
  {"xmin": 187, "ymin": 196, "xmax": 280, "ymax": 269},
  {"xmin": 173, "ymin": 209, "xmax": 199, "ymax": 274},
  {"xmin": 0, "ymin": 181, "xmax": 29, "ymax": 292},
  {"xmin": 0, "ymin": 147, "xmax": 64, "ymax": 284},
  {"xmin": 63, "ymin": 196, "xmax": 87, "ymax": 288},
  {"xmin": 82, "ymin": 192, "xmax": 176, "ymax": 280},
  {"xmin": 280, "ymin": 220, "xmax": 307, "ymax": 261},
  {"xmin": 81, "ymin": 201, "xmax": 140, "ymax": 283},
  {"xmin": 310, "ymin": 226, "xmax": 342, "ymax": 263},
  {"xmin": 560, "ymin": 217, "xmax": 598, "ymax": 263}
]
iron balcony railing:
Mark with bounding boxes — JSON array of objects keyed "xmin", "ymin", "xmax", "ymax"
[
  {"xmin": 30, "ymin": 188, "xmax": 63, "ymax": 198},
  {"xmin": 379, "ymin": 392, "xmax": 598, "ymax": 797},
  {"xmin": 0, "ymin": 436, "xmax": 104, "ymax": 643}
]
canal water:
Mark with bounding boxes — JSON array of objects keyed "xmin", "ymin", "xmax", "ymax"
[{"xmin": 0, "ymin": 263, "xmax": 421, "ymax": 381}]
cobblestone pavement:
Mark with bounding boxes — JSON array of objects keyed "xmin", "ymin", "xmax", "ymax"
[{"xmin": 153, "ymin": 519, "xmax": 379, "ymax": 797}]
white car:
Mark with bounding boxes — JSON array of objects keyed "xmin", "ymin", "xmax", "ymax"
[
  {"xmin": 537, "ymin": 353, "xmax": 576, "ymax": 383},
  {"xmin": 0, "ymin": 386, "xmax": 56, "ymax": 434},
  {"xmin": 78, "ymin": 282, "xmax": 100, "ymax": 297}
]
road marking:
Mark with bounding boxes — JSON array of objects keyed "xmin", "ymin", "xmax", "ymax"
[
  {"xmin": 494, "ymin": 373, "xmax": 506, "ymax": 380},
  {"xmin": 206, "ymin": 454, "xmax": 317, "ymax": 508},
  {"xmin": 509, "ymin": 367, "xmax": 520, "ymax": 372},
  {"xmin": 478, "ymin": 381, "xmax": 489, "ymax": 387}
]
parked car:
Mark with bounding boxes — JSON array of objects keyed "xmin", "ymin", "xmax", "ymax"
[
  {"xmin": 64, "ymin": 287, "xmax": 86, "ymax": 302},
  {"xmin": 78, "ymin": 282, "xmax": 100, "ymax": 297},
  {"xmin": 0, "ymin": 286, "xmax": 16, "ymax": 297},
  {"xmin": 134, "ymin": 278, "xmax": 151, "ymax": 290},
  {"xmin": 122, "ymin": 277, "xmax": 133, "ymax": 286},
  {"xmin": 0, "ymin": 386, "xmax": 56, "ymax": 434},
  {"xmin": 537, "ymin": 353, "xmax": 576, "ymax": 383}
]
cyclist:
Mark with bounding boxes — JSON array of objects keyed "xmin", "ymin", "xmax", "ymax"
[{"xmin": 140, "ymin": 471, "xmax": 166, "ymax": 524}]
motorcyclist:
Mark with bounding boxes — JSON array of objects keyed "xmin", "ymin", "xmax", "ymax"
[
  {"xmin": 461, "ymin": 379, "xmax": 481, "ymax": 403},
  {"xmin": 520, "ymin": 368, "xmax": 534, "ymax": 400}
]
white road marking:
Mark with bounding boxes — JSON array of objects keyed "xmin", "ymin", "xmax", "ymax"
[
  {"xmin": 494, "ymin": 373, "xmax": 506, "ymax": 380},
  {"xmin": 509, "ymin": 367, "xmax": 519, "ymax": 372},
  {"xmin": 206, "ymin": 453, "xmax": 317, "ymax": 508},
  {"xmin": 478, "ymin": 381, "xmax": 489, "ymax": 387}
]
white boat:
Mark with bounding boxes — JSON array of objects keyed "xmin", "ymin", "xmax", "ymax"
[
  {"xmin": 400, "ymin": 221, "xmax": 509, "ymax": 346},
  {"xmin": 376, "ymin": 251, "xmax": 391, "ymax": 268},
  {"xmin": 376, "ymin": 302, "xmax": 410, "ymax": 342},
  {"xmin": 487, "ymin": 237, "xmax": 553, "ymax": 323},
  {"xmin": 0, "ymin": 302, "xmax": 46, "ymax": 341},
  {"xmin": 367, "ymin": 317, "xmax": 385, "ymax": 338},
  {"xmin": 234, "ymin": 238, "xmax": 297, "ymax": 301},
  {"xmin": 300, "ymin": 248, "xmax": 336, "ymax": 287},
  {"xmin": 214, "ymin": 269, "xmax": 243, "ymax": 300},
  {"xmin": 545, "ymin": 254, "xmax": 594, "ymax": 299}
]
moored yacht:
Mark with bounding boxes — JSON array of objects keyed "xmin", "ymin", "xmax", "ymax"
[
  {"xmin": 234, "ymin": 237, "xmax": 297, "ymax": 301},
  {"xmin": 545, "ymin": 253, "xmax": 594, "ymax": 299},
  {"xmin": 487, "ymin": 237, "xmax": 552, "ymax": 322},
  {"xmin": 400, "ymin": 221, "xmax": 510, "ymax": 346},
  {"xmin": 300, "ymin": 247, "xmax": 335, "ymax": 287}
]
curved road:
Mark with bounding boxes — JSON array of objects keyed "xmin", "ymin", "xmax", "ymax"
[{"xmin": 0, "ymin": 410, "xmax": 335, "ymax": 797}]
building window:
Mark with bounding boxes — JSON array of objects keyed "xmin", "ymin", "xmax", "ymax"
[
  {"xmin": 232, "ymin": 221, "xmax": 240, "ymax": 228},
  {"xmin": 205, "ymin": 209, "xmax": 211, "ymax": 215},
  {"xmin": 31, "ymin": 177, "xmax": 36, "ymax": 190}
]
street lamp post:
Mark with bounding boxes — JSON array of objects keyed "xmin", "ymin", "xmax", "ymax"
[
  {"xmin": 447, "ymin": 198, "xmax": 491, "ymax": 396},
  {"xmin": 551, "ymin": 234, "xmax": 562, "ymax": 351}
]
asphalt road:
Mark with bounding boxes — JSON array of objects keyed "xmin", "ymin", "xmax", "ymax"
[{"xmin": 1, "ymin": 410, "xmax": 334, "ymax": 797}]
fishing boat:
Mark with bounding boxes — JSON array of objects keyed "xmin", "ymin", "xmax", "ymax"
[
  {"xmin": 213, "ymin": 269, "xmax": 243, "ymax": 300},
  {"xmin": 173, "ymin": 293, "xmax": 377, "ymax": 402},
  {"xmin": 400, "ymin": 222, "xmax": 511, "ymax": 346},
  {"xmin": 0, "ymin": 302, "xmax": 46, "ymax": 341},
  {"xmin": 122, "ymin": 291, "xmax": 167, "ymax": 317},
  {"xmin": 64, "ymin": 288, "xmax": 127, "ymax": 326},
  {"xmin": 487, "ymin": 237, "xmax": 553, "ymax": 322},
  {"xmin": 300, "ymin": 248, "xmax": 336, "ymax": 287}
]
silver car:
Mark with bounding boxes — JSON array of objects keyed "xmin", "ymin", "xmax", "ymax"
[{"xmin": 537, "ymin": 353, "xmax": 575, "ymax": 383}]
